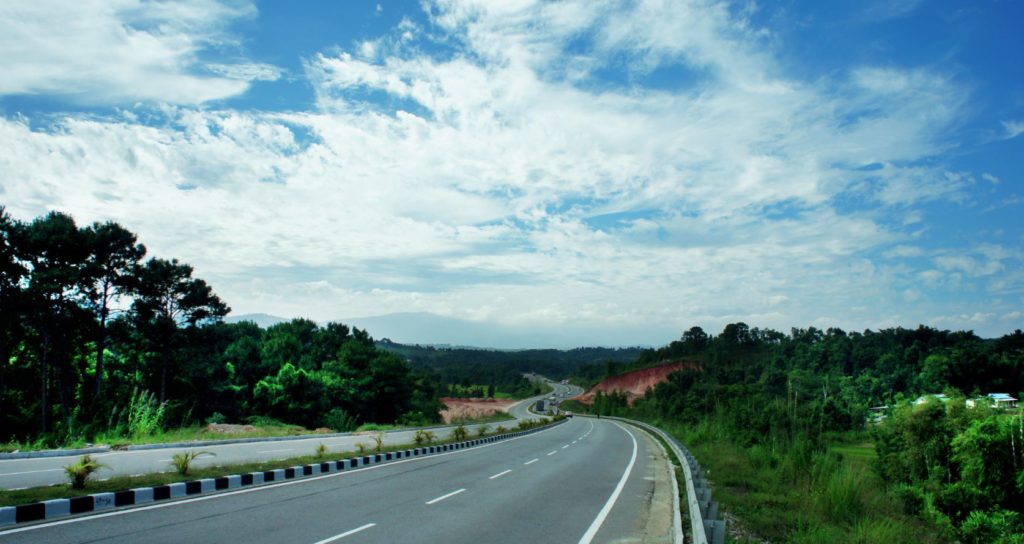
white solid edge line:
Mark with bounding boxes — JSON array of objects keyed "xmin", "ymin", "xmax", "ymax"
[
  {"xmin": 577, "ymin": 422, "xmax": 638, "ymax": 544},
  {"xmin": 312, "ymin": 522, "xmax": 376, "ymax": 544},
  {"xmin": 0, "ymin": 420, "xmax": 572, "ymax": 536},
  {"xmin": 488, "ymin": 469, "xmax": 512, "ymax": 480},
  {"xmin": 524, "ymin": 458, "xmax": 538, "ymax": 465},
  {"xmin": 425, "ymin": 488, "xmax": 466, "ymax": 505}
]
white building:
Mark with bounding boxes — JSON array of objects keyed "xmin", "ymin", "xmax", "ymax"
[{"xmin": 967, "ymin": 393, "xmax": 1018, "ymax": 409}]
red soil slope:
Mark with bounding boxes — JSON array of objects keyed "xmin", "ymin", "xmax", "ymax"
[
  {"xmin": 574, "ymin": 361, "xmax": 698, "ymax": 406},
  {"xmin": 440, "ymin": 397, "xmax": 517, "ymax": 423}
]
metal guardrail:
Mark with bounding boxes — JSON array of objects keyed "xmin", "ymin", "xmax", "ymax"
[{"xmin": 589, "ymin": 416, "xmax": 726, "ymax": 544}]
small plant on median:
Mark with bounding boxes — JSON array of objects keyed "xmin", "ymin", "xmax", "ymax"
[
  {"xmin": 496, "ymin": 425, "xmax": 508, "ymax": 434},
  {"xmin": 171, "ymin": 450, "xmax": 215, "ymax": 476},
  {"xmin": 477, "ymin": 425, "xmax": 489, "ymax": 438},
  {"xmin": 315, "ymin": 442, "xmax": 328, "ymax": 459},
  {"xmin": 64, "ymin": 454, "xmax": 107, "ymax": 489},
  {"xmin": 374, "ymin": 432, "xmax": 384, "ymax": 453},
  {"xmin": 413, "ymin": 429, "xmax": 435, "ymax": 445},
  {"xmin": 452, "ymin": 424, "xmax": 469, "ymax": 441},
  {"xmin": 355, "ymin": 442, "xmax": 368, "ymax": 454}
]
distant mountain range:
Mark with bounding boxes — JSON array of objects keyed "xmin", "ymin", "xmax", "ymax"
[{"xmin": 225, "ymin": 311, "xmax": 674, "ymax": 349}]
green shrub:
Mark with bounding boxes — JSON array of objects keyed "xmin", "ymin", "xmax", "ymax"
[
  {"xmin": 64, "ymin": 455, "xmax": 106, "ymax": 489},
  {"xmin": 397, "ymin": 411, "xmax": 427, "ymax": 426},
  {"xmin": 315, "ymin": 443, "xmax": 327, "ymax": 458},
  {"xmin": 476, "ymin": 425, "xmax": 489, "ymax": 438},
  {"xmin": 373, "ymin": 432, "xmax": 384, "ymax": 453},
  {"xmin": 205, "ymin": 412, "xmax": 227, "ymax": 425},
  {"xmin": 323, "ymin": 408, "xmax": 357, "ymax": 432},
  {"xmin": 892, "ymin": 484, "xmax": 924, "ymax": 516},
  {"xmin": 960, "ymin": 509, "xmax": 1024, "ymax": 544},
  {"xmin": 452, "ymin": 424, "xmax": 468, "ymax": 441},
  {"xmin": 355, "ymin": 442, "xmax": 368, "ymax": 454}
]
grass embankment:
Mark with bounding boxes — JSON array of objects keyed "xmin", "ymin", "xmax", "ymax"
[
  {"xmin": 0, "ymin": 418, "xmax": 557, "ymax": 508},
  {"xmin": 657, "ymin": 420, "xmax": 944, "ymax": 543}
]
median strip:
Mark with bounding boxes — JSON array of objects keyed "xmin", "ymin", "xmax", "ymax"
[{"xmin": 0, "ymin": 418, "xmax": 568, "ymax": 528}]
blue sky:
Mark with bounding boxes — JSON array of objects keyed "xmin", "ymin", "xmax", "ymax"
[{"xmin": 1, "ymin": 0, "xmax": 1021, "ymax": 347}]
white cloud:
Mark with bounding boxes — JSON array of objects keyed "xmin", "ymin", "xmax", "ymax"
[
  {"xmin": 207, "ymin": 62, "xmax": 282, "ymax": 82},
  {"xmin": 1002, "ymin": 120, "xmax": 1024, "ymax": 140},
  {"xmin": 0, "ymin": 0, "xmax": 267, "ymax": 104},
  {"xmin": 1, "ymin": 0, "xmax": 1017, "ymax": 343}
]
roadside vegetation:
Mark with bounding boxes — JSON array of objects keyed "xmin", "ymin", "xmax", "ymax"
[
  {"xmin": 0, "ymin": 417, "xmax": 558, "ymax": 508},
  {"xmin": 577, "ymin": 323, "xmax": 1024, "ymax": 543}
]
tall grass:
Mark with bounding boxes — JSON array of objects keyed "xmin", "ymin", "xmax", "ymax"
[
  {"xmin": 662, "ymin": 418, "xmax": 943, "ymax": 543},
  {"xmin": 126, "ymin": 389, "xmax": 165, "ymax": 438}
]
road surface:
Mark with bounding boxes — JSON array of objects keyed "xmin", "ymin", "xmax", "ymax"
[
  {"xmin": 0, "ymin": 417, "xmax": 675, "ymax": 543},
  {"xmin": 0, "ymin": 382, "xmax": 577, "ymax": 490}
]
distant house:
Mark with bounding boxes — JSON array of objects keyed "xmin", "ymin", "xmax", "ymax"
[
  {"xmin": 967, "ymin": 393, "xmax": 1018, "ymax": 409},
  {"xmin": 868, "ymin": 405, "xmax": 889, "ymax": 423},
  {"xmin": 913, "ymin": 393, "xmax": 950, "ymax": 405}
]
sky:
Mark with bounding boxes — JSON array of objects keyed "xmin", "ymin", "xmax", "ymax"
[{"xmin": 1, "ymin": 0, "xmax": 1022, "ymax": 348}]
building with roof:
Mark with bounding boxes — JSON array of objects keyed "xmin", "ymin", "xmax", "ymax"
[{"xmin": 966, "ymin": 393, "xmax": 1018, "ymax": 409}]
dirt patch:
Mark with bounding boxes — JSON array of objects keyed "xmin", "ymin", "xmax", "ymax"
[
  {"xmin": 204, "ymin": 423, "xmax": 258, "ymax": 434},
  {"xmin": 574, "ymin": 361, "xmax": 700, "ymax": 406},
  {"xmin": 440, "ymin": 397, "xmax": 517, "ymax": 424}
]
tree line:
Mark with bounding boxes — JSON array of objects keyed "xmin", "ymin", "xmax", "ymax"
[{"xmin": 0, "ymin": 208, "xmax": 442, "ymax": 445}]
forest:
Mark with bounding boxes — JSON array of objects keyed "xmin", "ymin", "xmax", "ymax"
[
  {"xmin": 0, "ymin": 208, "xmax": 443, "ymax": 445},
  {"xmin": 579, "ymin": 323, "xmax": 1024, "ymax": 542},
  {"xmin": 379, "ymin": 340, "xmax": 641, "ymax": 398}
]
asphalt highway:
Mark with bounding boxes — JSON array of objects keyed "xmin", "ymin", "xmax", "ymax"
[
  {"xmin": 0, "ymin": 382, "xmax": 580, "ymax": 490},
  {"xmin": 0, "ymin": 416, "xmax": 674, "ymax": 543}
]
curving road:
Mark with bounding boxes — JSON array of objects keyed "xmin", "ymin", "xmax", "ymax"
[
  {"xmin": 0, "ymin": 382, "xmax": 575, "ymax": 490},
  {"xmin": 0, "ymin": 417, "xmax": 676, "ymax": 543}
]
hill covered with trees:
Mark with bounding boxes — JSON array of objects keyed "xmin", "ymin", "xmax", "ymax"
[{"xmin": 579, "ymin": 323, "xmax": 1024, "ymax": 542}]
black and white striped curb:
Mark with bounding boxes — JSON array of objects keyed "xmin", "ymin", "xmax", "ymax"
[{"xmin": 0, "ymin": 421, "xmax": 564, "ymax": 527}]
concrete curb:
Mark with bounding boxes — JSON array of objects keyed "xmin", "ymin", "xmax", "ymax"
[{"xmin": 0, "ymin": 419, "xmax": 566, "ymax": 528}]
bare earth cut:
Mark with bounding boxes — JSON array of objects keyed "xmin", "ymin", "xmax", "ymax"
[
  {"xmin": 439, "ymin": 397, "xmax": 518, "ymax": 423},
  {"xmin": 574, "ymin": 361, "xmax": 699, "ymax": 406}
]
